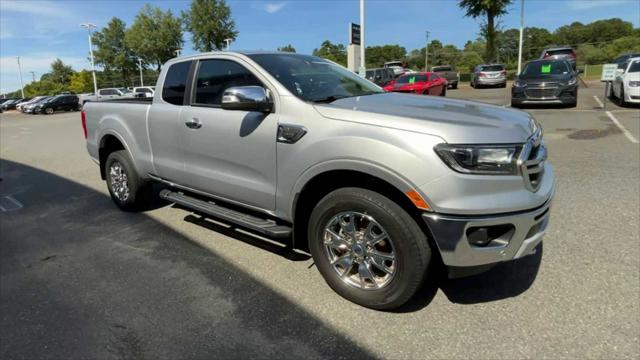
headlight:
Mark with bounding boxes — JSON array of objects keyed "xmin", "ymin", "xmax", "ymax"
[
  {"xmin": 567, "ymin": 77, "xmax": 577, "ymax": 86},
  {"xmin": 434, "ymin": 144, "xmax": 522, "ymax": 175},
  {"xmin": 514, "ymin": 79, "xmax": 526, "ymax": 87},
  {"xmin": 628, "ymin": 81, "xmax": 640, "ymax": 87}
]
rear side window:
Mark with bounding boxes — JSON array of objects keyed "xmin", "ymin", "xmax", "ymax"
[
  {"xmin": 193, "ymin": 59, "xmax": 262, "ymax": 106},
  {"xmin": 546, "ymin": 49, "xmax": 573, "ymax": 56},
  {"xmin": 162, "ymin": 61, "xmax": 192, "ymax": 105}
]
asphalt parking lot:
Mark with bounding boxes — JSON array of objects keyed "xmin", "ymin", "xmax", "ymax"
[{"xmin": 1, "ymin": 81, "xmax": 638, "ymax": 359}]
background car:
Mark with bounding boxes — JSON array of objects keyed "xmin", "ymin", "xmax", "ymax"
[
  {"xmin": 133, "ymin": 86, "xmax": 155, "ymax": 98},
  {"xmin": 611, "ymin": 56, "xmax": 640, "ymax": 106},
  {"xmin": 470, "ymin": 64, "xmax": 507, "ymax": 88},
  {"xmin": 23, "ymin": 96, "xmax": 52, "ymax": 114},
  {"xmin": 431, "ymin": 65, "xmax": 459, "ymax": 89},
  {"xmin": 17, "ymin": 96, "xmax": 47, "ymax": 112},
  {"xmin": 365, "ymin": 68, "xmax": 396, "ymax": 87},
  {"xmin": 511, "ymin": 59, "xmax": 578, "ymax": 108},
  {"xmin": 383, "ymin": 61, "xmax": 406, "ymax": 76},
  {"xmin": 35, "ymin": 95, "xmax": 80, "ymax": 114},
  {"xmin": 539, "ymin": 46, "xmax": 577, "ymax": 70},
  {"xmin": 1, "ymin": 98, "xmax": 25, "ymax": 110},
  {"xmin": 383, "ymin": 72, "xmax": 447, "ymax": 96},
  {"xmin": 79, "ymin": 87, "xmax": 134, "ymax": 105},
  {"xmin": 612, "ymin": 53, "xmax": 640, "ymax": 65}
]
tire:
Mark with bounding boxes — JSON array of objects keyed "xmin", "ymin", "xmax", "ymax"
[
  {"xmin": 45, "ymin": 107, "xmax": 54, "ymax": 115},
  {"xmin": 440, "ymin": 87, "xmax": 446, "ymax": 97},
  {"xmin": 470, "ymin": 80, "xmax": 475, "ymax": 88},
  {"xmin": 618, "ymin": 85, "xmax": 626, "ymax": 106},
  {"xmin": 452, "ymin": 82, "xmax": 458, "ymax": 89},
  {"xmin": 105, "ymin": 150, "xmax": 153, "ymax": 211},
  {"xmin": 510, "ymin": 100, "xmax": 521, "ymax": 108},
  {"xmin": 308, "ymin": 187, "xmax": 431, "ymax": 310},
  {"xmin": 500, "ymin": 83, "xmax": 507, "ymax": 88}
]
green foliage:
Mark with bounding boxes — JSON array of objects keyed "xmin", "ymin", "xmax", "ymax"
[
  {"xmin": 365, "ymin": 45, "xmax": 406, "ymax": 67},
  {"xmin": 69, "ymin": 70, "xmax": 94, "ymax": 94},
  {"xmin": 126, "ymin": 4, "xmax": 183, "ymax": 71},
  {"xmin": 312, "ymin": 40, "xmax": 347, "ymax": 66},
  {"xmin": 93, "ymin": 17, "xmax": 137, "ymax": 87},
  {"xmin": 458, "ymin": 0, "xmax": 513, "ymax": 63},
  {"xmin": 457, "ymin": 51, "xmax": 484, "ymax": 73},
  {"xmin": 277, "ymin": 44, "xmax": 296, "ymax": 53},
  {"xmin": 182, "ymin": 0, "xmax": 237, "ymax": 52}
]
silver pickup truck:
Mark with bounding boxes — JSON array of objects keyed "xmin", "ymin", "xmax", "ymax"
[{"xmin": 83, "ymin": 51, "xmax": 555, "ymax": 310}]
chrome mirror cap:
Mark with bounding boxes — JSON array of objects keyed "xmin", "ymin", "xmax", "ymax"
[{"xmin": 221, "ymin": 86, "xmax": 273, "ymax": 113}]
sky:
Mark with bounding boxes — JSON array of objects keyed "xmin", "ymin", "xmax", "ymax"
[{"xmin": 1, "ymin": 0, "xmax": 639, "ymax": 94}]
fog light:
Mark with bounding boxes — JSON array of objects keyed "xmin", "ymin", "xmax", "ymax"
[{"xmin": 467, "ymin": 227, "xmax": 490, "ymax": 247}]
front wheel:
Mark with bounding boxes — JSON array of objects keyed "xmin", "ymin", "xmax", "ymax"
[
  {"xmin": 440, "ymin": 87, "xmax": 446, "ymax": 96},
  {"xmin": 308, "ymin": 188, "xmax": 431, "ymax": 310},
  {"xmin": 44, "ymin": 107, "xmax": 54, "ymax": 115},
  {"xmin": 618, "ymin": 85, "xmax": 626, "ymax": 106}
]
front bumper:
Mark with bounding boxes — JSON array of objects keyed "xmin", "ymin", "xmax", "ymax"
[
  {"xmin": 512, "ymin": 85, "xmax": 577, "ymax": 104},
  {"xmin": 624, "ymin": 85, "xmax": 640, "ymax": 103},
  {"xmin": 422, "ymin": 187, "xmax": 554, "ymax": 268}
]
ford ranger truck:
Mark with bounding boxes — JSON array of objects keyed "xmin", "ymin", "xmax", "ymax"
[{"xmin": 82, "ymin": 52, "xmax": 555, "ymax": 310}]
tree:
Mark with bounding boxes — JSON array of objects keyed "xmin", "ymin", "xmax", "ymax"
[
  {"xmin": 312, "ymin": 40, "xmax": 347, "ymax": 66},
  {"xmin": 50, "ymin": 59, "xmax": 74, "ymax": 85},
  {"xmin": 365, "ymin": 45, "xmax": 406, "ymax": 67},
  {"xmin": 459, "ymin": 0, "xmax": 512, "ymax": 63},
  {"xmin": 93, "ymin": 17, "xmax": 136, "ymax": 86},
  {"xmin": 458, "ymin": 51, "xmax": 483, "ymax": 73},
  {"xmin": 277, "ymin": 44, "xmax": 296, "ymax": 53},
  {"xmin": 69, "ymin": 70, "xmax": 94, "ymax": 94},
  {"xmin": 126, "ymin": 4, "xmax": 184, "ymax": 71},
  {"xmin": 182, "ymin": 0, "xmax": 238, "ymax": 52}
]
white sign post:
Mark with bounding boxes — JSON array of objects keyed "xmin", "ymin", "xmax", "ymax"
[{"xmin": 600, "ymin": 64, "xmax": 618, "ymax": 110}]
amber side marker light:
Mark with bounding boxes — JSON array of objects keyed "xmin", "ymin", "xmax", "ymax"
[{"xmin": 405, "ymin": 190, "xmax": 431, "ymax": 211}]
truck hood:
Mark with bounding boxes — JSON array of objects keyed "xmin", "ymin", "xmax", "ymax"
[{"xmin": 313, "ymin": 93, "xmax": 536, "ymax": 144}]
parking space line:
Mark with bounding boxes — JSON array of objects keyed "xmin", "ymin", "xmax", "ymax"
[
  {"xmin": 593, "ymin": 95, "xmax": 604, "ymax": 109},
  {"xmin": 606, "ymin": 111, "xmax": 639, "ymax": 144}
]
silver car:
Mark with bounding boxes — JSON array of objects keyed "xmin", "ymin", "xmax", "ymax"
[
  {"xmin": 84, "ymin": 52, "xmax": 554, "ymax": 310},
  {"xmin": 470, "ymin": 64, "xmax": 507, "ymax": 88}
]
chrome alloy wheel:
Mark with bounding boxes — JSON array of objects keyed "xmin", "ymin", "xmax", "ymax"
[
  {"xmin": 109, "ymin": 161, "xmax": 130, "ymax": 202},
  {"xmin": 323, "ymin": 211, "xmax": 396, "ymax": 290}
]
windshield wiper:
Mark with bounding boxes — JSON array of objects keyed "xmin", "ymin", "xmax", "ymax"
[{"xmin": 312, "ymin": 92, "xmax": 381, "ymax": 103}]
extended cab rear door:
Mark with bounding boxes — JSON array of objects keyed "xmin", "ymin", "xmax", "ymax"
[{"xmin": 148, "ymin": 60, "xmax": 194, "ymax": 182}]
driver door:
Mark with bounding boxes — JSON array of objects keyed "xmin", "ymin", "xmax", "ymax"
[{"xmin": 177, "ymin": 58, "xmax": 279, "ymax": 211}]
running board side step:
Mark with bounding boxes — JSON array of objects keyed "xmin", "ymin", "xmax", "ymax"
[{"xmin": 159, "ymin": 190, "xmax": 292, "ymax": 238}]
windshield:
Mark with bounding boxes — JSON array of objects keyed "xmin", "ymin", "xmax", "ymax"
[
  {"xmin": 395, "ymin": 74, "xmax": 428, "ymax": 84},
  {"xmin": 629, "ymin": 61, "xmax": 640, "ymax": 73},
  {"xmin": 248, "ymin": 54, "xmax": 383, "ymax": 102},
  {"xmin": 522, "ymin": 61, "xmax": 570, "ymax": 76}
]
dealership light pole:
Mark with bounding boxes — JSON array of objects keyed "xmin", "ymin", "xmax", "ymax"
[
  {"xmin": 137, "ymin": 58, "xmax": 144, "ymax": 86},
  {"xmin": 16, "ymin": 57, "xmax": 25, "ymax": 98},
  {"xmin": 425, "ymin": 31, "xmax": 430, "ymax": 71},
  {"xmin": 224, "ymin": 38, "xmax": 233, "ymax": 50},
  {"xmin": 29, "ymin": 71, "xmax": 36, "ymax": 82},
  {"xmin": 517, "ymin": 0, "xmax": 525, "ymax": 74},
  {"xmin": 80, "ymin": 23, "xmax": 98, "ymax": 95},
  {"xmin": 359, "ymin": 0, "xmax": 365, "ymax": 75}
]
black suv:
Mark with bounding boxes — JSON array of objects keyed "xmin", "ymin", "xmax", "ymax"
[{"xmin": 35, "ymin": 95, "xmax": 80, "ymax": 114}]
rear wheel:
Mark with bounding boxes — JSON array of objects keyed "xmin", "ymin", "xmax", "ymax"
[
  {"xmin": 452, "ymin": 82, "xmax": 458, "ymax": 89},
  {"xmin": 308, "ymin": 188, "xmax": 431, "ymax": 310},
  {"xmin": 105, "ymin": 150, "xmax": 153, "ymax": 211},
  {"xmin": 440, "ymin": 87, "xmax": 446, "ymax": 97},
  {"xmin": 45, "ymin": 107, "xmax": 54, "ymax": 115}
]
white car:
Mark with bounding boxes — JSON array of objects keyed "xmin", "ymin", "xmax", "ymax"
[
  {"xmin": 133, "ymin": 86, "xmax": 155, "ymax": 98},
  {"xmin": 611, "ymin": 57, "xmax": 640, "ymax": 105},
  {"xmin": 79, "ymin": 88, "xmax": 135, "ymax": 105}
]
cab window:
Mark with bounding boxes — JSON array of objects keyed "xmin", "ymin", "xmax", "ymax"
[{"xmin": 193, "ymin": 59, "xmax": 262, "ymax": 106}]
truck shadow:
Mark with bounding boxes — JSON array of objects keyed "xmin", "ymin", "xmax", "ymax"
[{"xmin": 0, "ymin": 159, "xmax": 376, "ymax": 359}]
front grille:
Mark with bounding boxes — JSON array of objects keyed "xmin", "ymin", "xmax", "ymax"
[
  {"xmin": 519, "ymin": 130, "xmax": 546, "ymax": 192},
  {"xmin": 525, "ymin": 88, "xmax": 558, "ymax": 99}
]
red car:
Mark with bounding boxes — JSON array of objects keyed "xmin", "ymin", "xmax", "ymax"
[{"xmin": 383, "ymin": 72, "xmax": 448, "ymax": 96}]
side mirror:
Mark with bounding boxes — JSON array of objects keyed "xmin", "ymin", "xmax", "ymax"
[
  {"xmin": 221, "ymin": 86, "xmax": 273, "ymax": 113},
  {"xmin": 576, "ymin": 69, "xmax": 584, "ymax": 75}
]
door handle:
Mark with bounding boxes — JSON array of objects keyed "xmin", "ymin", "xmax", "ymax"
[{"xmin": 185, "ymin": 118, "xmax": 202, "ymax": 129}]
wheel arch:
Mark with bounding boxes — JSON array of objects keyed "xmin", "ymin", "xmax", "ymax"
[
  {"xmin": 291, "ymin": 166, "xmax": 435, "ymax": 253},
  {"xmin": 98, "ymin": 132, "xmax": 132, "ymax": 180}
]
